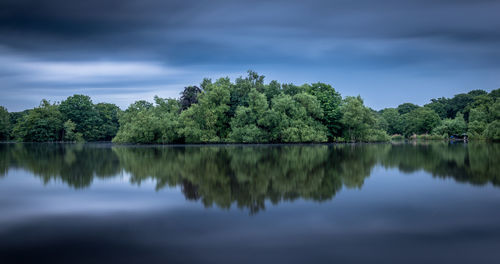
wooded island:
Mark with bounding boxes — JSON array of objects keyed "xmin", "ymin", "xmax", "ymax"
[{"xmin": 0, "ymin": 71, "xmax": 499, "ymax": 143}]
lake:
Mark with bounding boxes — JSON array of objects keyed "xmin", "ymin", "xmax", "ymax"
[{"xmin": 0, "ymin": 142, "xmax": 499, "ymax": 263}]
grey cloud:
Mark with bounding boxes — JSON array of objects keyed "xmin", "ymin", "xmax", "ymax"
[{"xmin": 0, "ymin": 0, "xmax": 499, "ymax": 110}]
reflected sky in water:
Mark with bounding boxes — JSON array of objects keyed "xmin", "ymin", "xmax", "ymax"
[{"xmin": 1, "ymin": 143, "xmax": 500, "ymax": 263}]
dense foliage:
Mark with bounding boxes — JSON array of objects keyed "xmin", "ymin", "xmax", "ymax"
[
  {"xmin": 0, "ymin": 71, "xmax": 499, "ymax": 142},
  {"xmin": 8, "ymin": 97, "xmax": 120, "ymax": 142},
  {"xmin": 0, "ymin": 106, "xmax": 10, "ymax": 141}
]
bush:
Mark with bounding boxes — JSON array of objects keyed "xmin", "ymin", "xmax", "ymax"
[
  {"xmin": 365, "ymin": 129, "xmax": 391, "ymax": 142},
  {"xmin": 483, "ymin": 120, "xmax": 500, "ymax": 141},
  {"xmin": 391, "ymin": 134, "xmax": 404, "ymax": 140},
  {"xmin": 468, "ymin": 132, "xmax": 485, "ymax": 140},
  {"xmin": 414, "ymin": 134, "xmax": 446, "ymax": 140}
]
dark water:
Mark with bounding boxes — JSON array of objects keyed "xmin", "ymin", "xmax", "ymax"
[{"xmin": 0, "ymin": 142, "xmax": 499, "ymax": 264}]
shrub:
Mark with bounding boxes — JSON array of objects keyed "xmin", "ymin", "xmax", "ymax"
[
  {"xmin": 365, "ymin": 129, "xmax": 391, "ymax": 142},
  {"xmin": 391, "ymin": 134, "xmax": 404, "ymax": 140},
  {"xmin": 483, "ymin": 120, "xmax": 500, "ymax": 141},
  {"xmin": 414, "ymin": 134, "xmax": 446, "ymax": 140}
]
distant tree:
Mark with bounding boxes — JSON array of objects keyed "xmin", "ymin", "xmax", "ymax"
[
  {"xmin": 447, "ymin": 93, "xmax": 474, "ymax": 119},
  {"xmin": 9, "ymin": 110, "xmax": 30, "ymax": 129},
  {"xmin": 432, "ymin": 113, "xmax": 467, "ymax": 136},
  {"xmin": 491, "ymin": 100, "xmax": 500, "ymax": 121},
  {"xmin": 180, "ymin": 86, "xmax": 202, "ymax": 111},
  {"xmin": 229, "ymin": 89, "xmax": 270, "ymax": 143},
  {"xmin": 271, "ymin": 93, "xmax": 327, "ymax": 142},
  {"xmin": 425, "ymin": 98, "xmax": 449, "ymax": 119},
  {"xmin": 262, "ymin": 80, "xmax": 281, "ymax": 103},
  {"xmin": 402, "ymin": 107, "xmax": 441, "ymax": 136},
  {"xmin": 113, "ymin": 97, "xmax": 181, "ymax": 144},
  {"xmin": 380, "ymin": 108, "xmax": 404, "ymax": 135},
  {"xmin": 282, "ymin": 83, "xmax": 302, "ymax": 96},
  {"xmin": 95, "ymin": 103, "xmax": 120, "ymax": 141},
  {"xmin": 467, "ymin": 107, "xmax": 489, "ymax": 136},
  {"xmin": 228, "ymin": 71, "xmax": 266, "ymax": 117},
  {"xmin": 467, "ymin": 89, "xmax": 488, "ymax": 97},
  {"xmin": 13, "ymin": 100, "xmax": 64, "ymax": 142},
  {"xmin": 180, "ymin": 78, "xmax": 231, "ymax": 143},
  {"xmin": 308, "ymin": 82, "xmax": 342, "ymax": 140},
  {"xmin": 397, "ymin": 103, "xmax": 420, "ymax": 115},
  {"xmin": 340, "ymin": 96, "xmax": 375, "ymax": 141},
  {"xmin": 153, "ymin": 97, "xmax": 182, "ymax": 143},
  {"xmin": 63, "ymin": 120, "xmax": 84, "ymax": 142},
  {"xmin": 489, "ymin": 88, "xmax": 500, "ymax": 100},
  {"xmin": 0, "ymin": 106, "xmax": 10, "ymax": 140},
  {"xmin": 59, "ymin": 95, "xmax": 100, "ymax": 141},
  {"xmin": 483, "ymin": 121, "xmax": 500, "ymax": 141}
]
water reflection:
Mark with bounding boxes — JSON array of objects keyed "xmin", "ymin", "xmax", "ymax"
[{"xmin": 0, "ymin": 142, "xmax": 498, "ymax": 213}]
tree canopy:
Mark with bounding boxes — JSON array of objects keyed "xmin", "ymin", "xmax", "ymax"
[{"xmin": 1, "ymin": 72, "xmax": 499, "ymax": 143}]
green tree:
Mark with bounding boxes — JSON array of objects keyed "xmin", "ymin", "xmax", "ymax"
[
  {"xmin": 397, "ymin": 103, "xmax": 420, "ymax": 115},
  {"xmin": 271, "ymin": 93, "xmax": 327, "ymax": 142},
  {"xmin": 340, "ymin": 96, "xmax": 375, "ymax": 141},
  {"xmin": 447, "ymin": 93, "xmax": 474, "ymax": 119},
  {"xmin": 228, "ymin": 71, "xmax": 266, "ymax": 117},
  {"xmin": 402, "ymin": 107, "xmax": 441, "ymax": 136},
  {"xmin": 113, "ymin": 97, "xmax": 181, "ymax": 144},
  {"xmin": 95, "ymin": 103, "xmax": 120, "ymax": 141},
  {"xmin": 483, "ymin": 121, "xmax": 500, "ymax": 141},
  {"xmin": 380, "ymin": 108, "xmax": 404, "ymax": 135},
  {"xmin": 63, "ymin": 120, "xmax": 84, "ymax": 142},
  {"xmin": 468, "ymin": 107, "xmax": 489, "ymax": 137},
  {"xmin": 308, "ymin": 82, "xmax": 342, "ymax": 140},
  {"xmin": 432, "ymin": 113, "xmax": 467, "ymax": 136},
  {"xmin": 59, "ymin": 95, "xmax": 100, "ymax": 141},
  {"xmin": 489, "ymin": 88, "xmax": 500, "ymax": 100},
  {"xmin": 180, "ymin": 78, "xmax": 231, "ymax": 143},
  {"xmin": 13, "ymin": 100, "xmax": 64, "ymax": 142},
  {"xmin": 425, "ymin": 98, "xmax": 449, "ymax": 119},
  {"xmin": 262, "ymin": 80, "xmax": 281, "ymax": 103},
  {"xmin": 180, "ymin": 86, "xmax": 202, "ymax": 111},
  {"xmin": 229, "ymin": 89, "xmax": 270, "ymax": 143},
  {"xmin": 0, "ymin": 106, "xmax": 10, "ymax": 141}
]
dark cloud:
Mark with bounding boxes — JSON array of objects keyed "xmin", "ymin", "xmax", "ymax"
[{"xmin": 0, "ymin": 0, "xmax": 499, "ymax": 110}]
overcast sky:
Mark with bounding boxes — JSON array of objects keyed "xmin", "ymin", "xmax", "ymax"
[{"xmin": 1, "ymin": 0, "xmax": 499, "ymax": 111}]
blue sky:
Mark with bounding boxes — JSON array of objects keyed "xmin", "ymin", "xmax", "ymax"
[{"xmin": 1, "ymin": 0, "xmax": 499, "ymax": 111}]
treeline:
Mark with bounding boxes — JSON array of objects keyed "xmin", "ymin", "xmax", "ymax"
[
  {"xmin": 0, "ymin": 71, "xmax": 499, "ymax": 143},
  {"xmin": 0, "ymin": 97, "xmax": 120, "ymax": 142}
]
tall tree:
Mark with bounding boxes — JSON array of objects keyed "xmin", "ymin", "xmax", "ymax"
[
  {"xmin": 402, "ymin": 107, "xmax": 441, "ymax": 136},
  {"xmin": 13, "ymin": 100, "xmax": 64, "ymax": 142},
  {"xmin": 59, "ymin": 95, "xmax": 100, "ymax": 141},
  {"xmin": 180, "ymin": 78, "xmax": 231, "ymax": 143},
  {"xmin": 179, "ymin": 86, "xmax": 202, "ymax": 111},
  {"xmin": 397, "ymin": 103, "xmax": 420, "ymax": 115},
  {"xmin": 308, "ymin": 82, "xmax": 342, "ymax": 140},
  {"xmin": 229, "ymin": 89, "xmax": 270, "ymax": 143},
  {"xmin": 380, "ymin": 108, "xmax": 404, "ymax": 135},
  {"xmin": 95, "ymin": 103, "xmax": 121, "ymax": 141},
  {"xmin": 340, "ymin": 96, "xmax": 375, "ymax": 141},
  {"xmin": 0, "ymin": 106, "xmax": 10, "ymax": 140},
  {"xmin": 271, "ymin": 93, "xmax": 328, "ymax": 142}
]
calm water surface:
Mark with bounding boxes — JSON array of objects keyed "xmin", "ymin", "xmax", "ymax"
[{"xmin": 0, "ymin": 142, "xmax": 499, "ymax": 263}]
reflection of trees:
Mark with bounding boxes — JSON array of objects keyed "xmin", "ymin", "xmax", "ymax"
[
  {"xmin": 380, "ymin": 142, "xmax": 500, "ymax": 186},
  {"xmin": 111, "ymin": 144, "xmax": 386, "ymax": 213},
  {"xmin": 0, "ymin": 143, "xmax": 120, "ymax": 188},
  {"xmin": 0, "ymin": 144, "xmax": 11, "ymax": 177},
  {"xmin": 113, "ymin": 146, "xmax": 366, "ymax": 213},
  {"xmin": 1, "ymin": 142, "xmax": 499, "ymax": 213}
]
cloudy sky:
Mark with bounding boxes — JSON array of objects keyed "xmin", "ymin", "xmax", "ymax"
[{"xmin": 1, "ymin": 0, "xmax": 499, "ymax": 111}]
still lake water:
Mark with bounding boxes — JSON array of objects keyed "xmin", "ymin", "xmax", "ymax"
[{"xmin": 0, "ymin": 142, "xmax": 499, "ymax": 263}]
